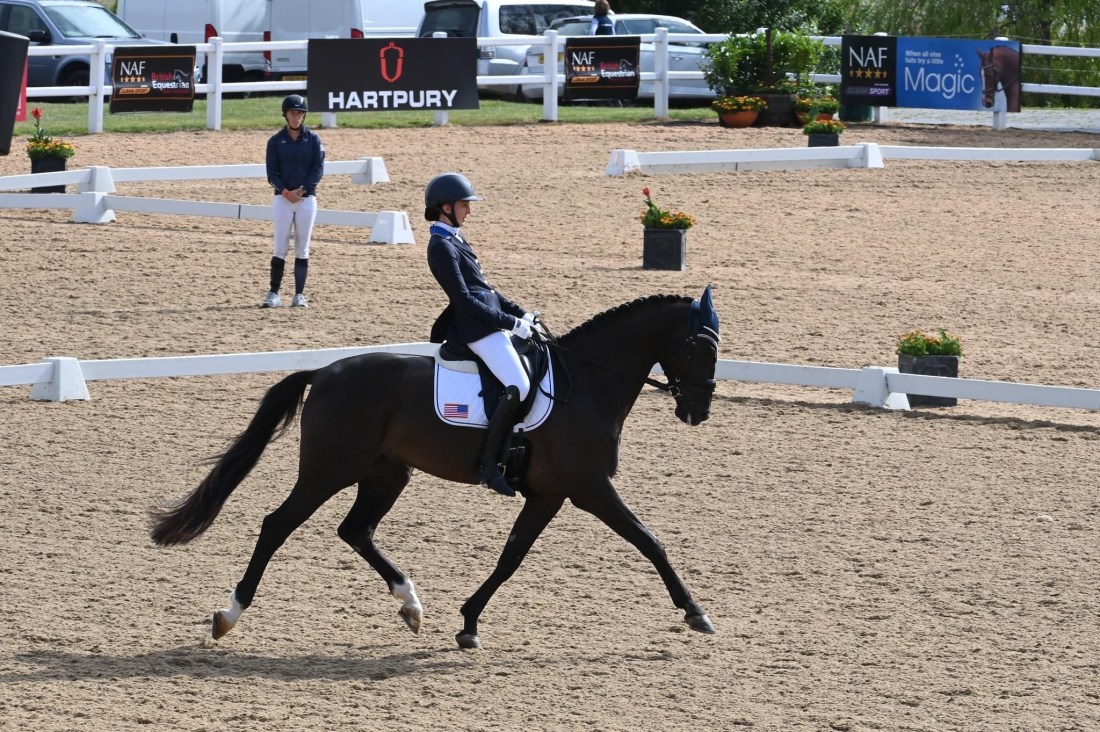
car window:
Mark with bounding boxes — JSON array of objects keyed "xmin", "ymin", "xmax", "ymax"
[
  {"xmin": 7, "ymin": 6, "xmax": 48, "ymax": 36},
  {"xmin": 419, "ymin": 5, "xmax": 479, "ymax": 38},
  {"xmin": 617, "ymin": 19, "xmax": 656, "ymax": 35},
  {"xmin": 43, "ymin": 4, "xmax": 140, "ymax": 39},
  {"xmin": 657, "ymin": 19, "xmax": 705, "ymax": 47},
  {"xmin": 550, "ymin": 20, "xmax": 590, "ymax": 36},
  {"xmin": 502, "ymin": 5, "xmax": 590, "ymax": 35}
]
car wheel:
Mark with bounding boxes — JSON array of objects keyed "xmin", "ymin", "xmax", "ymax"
[{"xmin": 61, "ymin": 67, "xmax": 90, "ymax": 104}]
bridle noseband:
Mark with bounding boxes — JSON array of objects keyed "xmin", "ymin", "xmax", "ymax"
[{"xmin": 645, "ymin": 332, "xmax": 718, "ymax": 399}]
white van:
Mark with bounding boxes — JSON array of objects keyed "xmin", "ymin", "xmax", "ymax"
[
  {"xmin": 267, "ymin": 0, "xmax": 424, "ymax": 80},
  {"xmin": 115, "ymin": 0, "xmax": 269, "ymax": 83},
  {"xmin": 417, "ymin": 0, "xmax": 596, "ymax": 98}
]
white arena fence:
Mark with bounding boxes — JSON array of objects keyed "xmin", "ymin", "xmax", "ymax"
[
  {"xmin": 1, "ymin": 345, "xmax": 1098, "ymax": 413},
  {"xmin": 605, "ymin": 143, "xmax": 1100, "ymax": 175},
  {"xmin": 0, "ymin": 158, "xmax": 415, "ymax": 244},
  {"xmin": 23, "ymin": 33, "xmax": 1100, "ymax": 132}
]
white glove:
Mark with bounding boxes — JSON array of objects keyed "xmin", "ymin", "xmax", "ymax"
[
  {"xmin": 511, "ymin": 317, "xmax": 533, "ymax": 339},
  {"xmin": 521, "ymin": 312, "xmax": 536, "ymax": 324}
]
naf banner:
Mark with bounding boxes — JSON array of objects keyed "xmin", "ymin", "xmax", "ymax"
[
  {"xmin": 110, "ymin": 46, "xmax": 196, "ymax": 114},
  {"xmin": 842, "ymin": 36, "xmax": 1022, "ymax": 112},
  {"xmin": 308, "ymin": 38, "xmax": 478, "ymax": 112},
  {"xmin": 564, "ymin": 36, "xmax": 640, "ymax": 102}
]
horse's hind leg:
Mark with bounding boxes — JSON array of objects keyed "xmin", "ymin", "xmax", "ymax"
[
  {"xmin": 457, "ymin": 495, "xmax": 564, "ymax": 649},
  {"xmin": 572, "ymin": 481, "xmax": 716, "ymax": 635},
  {"xmin": 213, "ymin": 480, "xmax": 342, "ymax": 639},
  {"xmin": 336, "ymin": 460, "xmax": 422, "ymax": 633}
]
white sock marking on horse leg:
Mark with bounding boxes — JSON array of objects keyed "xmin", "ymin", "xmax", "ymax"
[
  {"xmin": 392, "ymin": 578, "xmax": 421, "ymax": 610},
  {"xmin": 220, "ymin": 590, "xmax": 244, "ymax": 626}
]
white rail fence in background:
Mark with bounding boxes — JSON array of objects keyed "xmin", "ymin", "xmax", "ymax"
[
  {"xmin": 23, "ymin": 33, "xmax": 1100, "ymax": 131},
  {"xmin": 0, "ymin": 158, "xmax": 416, "ymax": 243},
  {"xmin": 605, "ymin": 143, "xmax": 1100, "ymax": 175},
  {"xmin": 2, "ymin": 345, "xmax": 1098, "ymax": 413}
]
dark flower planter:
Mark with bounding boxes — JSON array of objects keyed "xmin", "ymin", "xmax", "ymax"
[
  {"xmin": 898, "ymin": 354, "xmax": 959, "ymax": 407},
  {"xmin": 30, "ymin": 156, "xmax": 67, "ymax": 193},
  {"xmin": 642, "ymin": 229, "xmax": 687, "ymax": 271},
  {"xmin": 752, "ymin": 92, "xmax": 797, "ymax": 127},
  {"xmin": 807, "ymin": 133, "xmax": 840, "ymax": 147}
]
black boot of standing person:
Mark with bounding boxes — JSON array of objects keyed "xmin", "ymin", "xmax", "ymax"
[{"xmin": 476, "ymin": 386, "xmax": 521, "ymax": 496}]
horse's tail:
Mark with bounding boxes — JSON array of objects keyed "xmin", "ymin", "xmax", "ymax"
[{"xmin": 149, "ymin": 369, "xmax": 315, "ymax": 546}]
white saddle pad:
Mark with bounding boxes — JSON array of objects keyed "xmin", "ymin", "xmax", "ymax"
[{"xmin": 434, "ymin": 357, "xmax": 554, "ymax": 430}]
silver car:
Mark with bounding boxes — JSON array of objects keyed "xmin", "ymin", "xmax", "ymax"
[{"xmin": 519, "ymin": 13, "xmax": 713, "ymax": 101}]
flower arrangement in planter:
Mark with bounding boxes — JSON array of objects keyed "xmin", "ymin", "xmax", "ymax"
[
  {"xmin": 711, "ymin": 95, "xmax": 767, "ymax": 128},
  {"xmin": 640, "ymin": 187, "xmax": 693, "ymax": 271},
  {"xmin": 896, "ymin": 328, "xmax": 964, "ymax": 358},
  {"xmin": 802, "ymin": 118, "xmax": 846, "ymax": 147},
  {"xmin": 641, "ymin": 187, "xmax": 695, "ymax": 230},
  {"xmin": 896, "ymin": 328, "xmax": 964, "ymax": 407},
  {"xmin": 712, "ymin": 95, "xmax": 767, "ymax": 113},
  {"xmin": 794, "ymin": 94, "xmax": 839, "ymax": 123},
  {"xmin": 26, "ymin": 108, "xmax": 75, "ymax": 162}
]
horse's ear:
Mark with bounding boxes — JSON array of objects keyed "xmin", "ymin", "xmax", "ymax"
[{"xmin": 690, "ymin": 284, "xmax": 720, "ymax": 345}]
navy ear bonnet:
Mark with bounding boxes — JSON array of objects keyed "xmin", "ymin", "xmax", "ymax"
[{"xmin": 688, "ymin": 284, "xmax": 720, "ymax": 349}]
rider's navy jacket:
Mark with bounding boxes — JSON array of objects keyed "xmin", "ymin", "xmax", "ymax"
[
  {"xmin": 266, "ymin": 125, "xmax": 324, "ymax": 196},
  {"xmin": 591, "ymin": 14, "xmax": 614, "ymax": 35},
  {"xmin": 427, "ymin": 225, "xmax": 524, "ymax": 345}
]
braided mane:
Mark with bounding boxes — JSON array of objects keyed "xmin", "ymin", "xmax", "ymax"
[{"xmin": 561, "ymin": 294, "xmax": 691, "ymax": 342}]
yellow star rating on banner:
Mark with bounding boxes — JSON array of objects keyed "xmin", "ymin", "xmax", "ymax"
[
  {"xmin": 119, "ymin": 76, "xmax": 146, "ymax": 83},
  {"xmin": 850, "ymin": 68, "xmax": 888, "ymax": 79}
]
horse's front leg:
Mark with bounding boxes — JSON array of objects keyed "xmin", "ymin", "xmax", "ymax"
[
  {"xmin": 572, "ymin": 480, "xmax": 716, "ymax": 635},
  {"xmin": 457, "ymin": 495, "xmax": 564, "ymax": 649}
]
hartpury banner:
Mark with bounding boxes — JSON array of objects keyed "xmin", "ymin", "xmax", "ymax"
[
  {"xmin": 563, "ymin": 36, "xmax": 640, "ymax": 102},
  {"xmin": 110, "ymin": 46, "xmax": 196, "ymax": 114},
  {"xmin": 841, "ymin": 36, "xmax": 1022, "ymax": 112},
  {"xmin": 308, "ymin": 38, "xmax": 478, "ymax": 112},
  {"xmin": 0, "ymin": 30, "xmax": 30, "ymax": 155}
]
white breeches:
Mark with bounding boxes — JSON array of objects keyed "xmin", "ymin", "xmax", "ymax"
[
  {"xmin": 271, "ymin": 194, "xmax": 317, "ymax": 259},
  {"xmin": 468, "ymin": 330, "xmax": 531, "ymax": 400}
]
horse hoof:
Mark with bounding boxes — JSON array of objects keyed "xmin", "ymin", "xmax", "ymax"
[
  {"xmin": 685, "ymin": 612, "xmax": 716, "ymax": 634},
  {"xmin": 212, "ymin": 610, "xmax": 235, "ymax": 640},
  {"xmin": 398, "ymin": 606, "xmax": 421, "ymax": 634},
  {"xmin": 455, "ymin": 631, "xmax": 481, "ymax": 649}
]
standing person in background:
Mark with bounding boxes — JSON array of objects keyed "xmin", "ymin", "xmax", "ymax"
[
  {"xmin": 263, "ymin": 94, "xmax": 324, "ymax": 308},
  {"xmin": 590, "ymin": 0, "xmax": 614, "ymax": 35}
]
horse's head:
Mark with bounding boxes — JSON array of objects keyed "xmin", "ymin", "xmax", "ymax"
[
  {"xmin": 977, "ymin": 47, "xmax": 998, "ymax": 108},
  {"xmin": 661, "ymin": 285, "xmax": 719, "ymax": 426}
]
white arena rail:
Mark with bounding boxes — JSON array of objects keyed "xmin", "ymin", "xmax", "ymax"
[
  {"xmin": 606, "ymin": 143, "xmax": 1100, "ymax": 175},
  {"xmin": 0, "ymin": 158, "xmax": 415, "ymax": 243},
  {"xmin": 2, "ymin": 345, "xmax": 1098, "ymax": 413}
]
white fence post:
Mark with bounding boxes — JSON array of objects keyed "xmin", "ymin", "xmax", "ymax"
[
  {"xmin": 206, "ymin": 37, "xmax": 224, "ymax": 131},
  {"xmin": 653, "ymin": 27, "xmax": 670, "ymax": 121},
  {"xmin": 542, "ymin": 30, "xmax": 560, "ymax": 122},
  {"xmin": 432, "ymin": 32, "xmax": 449, "ymax": 127},
  {"xmin": 89, "ymin": 40, "xmax": 106, "ymax": 133},
  {"xmin": 853, "ymin": 366, "xmax": 909, "ymax": 409},
  {"xmin": 30, "ymin": 357, "xmax": 90, "ymax": 402}
]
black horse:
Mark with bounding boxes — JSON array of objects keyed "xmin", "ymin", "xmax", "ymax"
[
  {"xmin": 150, "ymin": 287, "xmax": 720, "ymax": 649},
  {"xmin": 977, "ymin": 45, "xmax": 1021, "ymax": 112}
]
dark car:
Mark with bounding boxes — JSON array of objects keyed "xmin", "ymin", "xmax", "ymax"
[{"xmin": 0, "ymin": 0, "xmax": 177, "ymax": 88}]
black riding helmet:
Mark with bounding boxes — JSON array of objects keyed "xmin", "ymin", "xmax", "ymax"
[
  {"xmin": 282, "ymin": 94, "xmax": 308, "ymax": 114},
  {"xmin": 424, "ymin": 172, "xmax": 483, "ymax": 225}
]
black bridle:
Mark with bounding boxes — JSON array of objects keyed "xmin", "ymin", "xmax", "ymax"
[{"xmin": 532, "ymin": 322, "xmax": 717, "ymax": 402}]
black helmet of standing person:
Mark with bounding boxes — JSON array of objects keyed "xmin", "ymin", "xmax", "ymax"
[
  {"xmin": 282, "ymin": 94, "xmax": 308, "ymax": 115},
  {"xmin": 424, "ymin": 172, "xmax": 483, "ymax": 222}
]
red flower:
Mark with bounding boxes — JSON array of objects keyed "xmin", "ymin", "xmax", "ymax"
[
  {"xmin": 642, "ymin": 187, "xmax": 650, "ymax": 197},
  {"xmin": 31, "ymin": 108, "xmax": 42, "ymax": 120}
]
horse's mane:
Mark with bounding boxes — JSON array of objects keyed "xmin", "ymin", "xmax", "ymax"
[{"xmin": 561, "ymin": 294, "xmax": 691, "ymax": 342}]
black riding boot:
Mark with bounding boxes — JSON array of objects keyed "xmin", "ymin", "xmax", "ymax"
[{"xmin": 475, "ymin": 385, "xmax": 521, "ymax": 497}]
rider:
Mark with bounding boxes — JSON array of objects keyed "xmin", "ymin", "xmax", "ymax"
[{"xmin": 425, "ymin": 172, "xmax": 535, "ymax": 498}]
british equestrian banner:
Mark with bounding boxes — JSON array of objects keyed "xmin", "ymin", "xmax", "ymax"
[
  {"xmin": 841, "ymin": 36, "xmax": 1022, "ymax": 112},
  {"xmin": 110, "ymin": 46, "xmax": 197, "ymax": 114},
  {"xmin": 563, "ymin": 36, "xmax": 641, "ymax": 102},
  {"xmin": 308, "ymin": 38, "xmax": 479, "ymax": 112}
]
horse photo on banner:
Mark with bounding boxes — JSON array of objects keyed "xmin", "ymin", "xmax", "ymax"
[{"xmin": 841, "ymin": 36, "xmax": 1022, "ymax": 113}]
